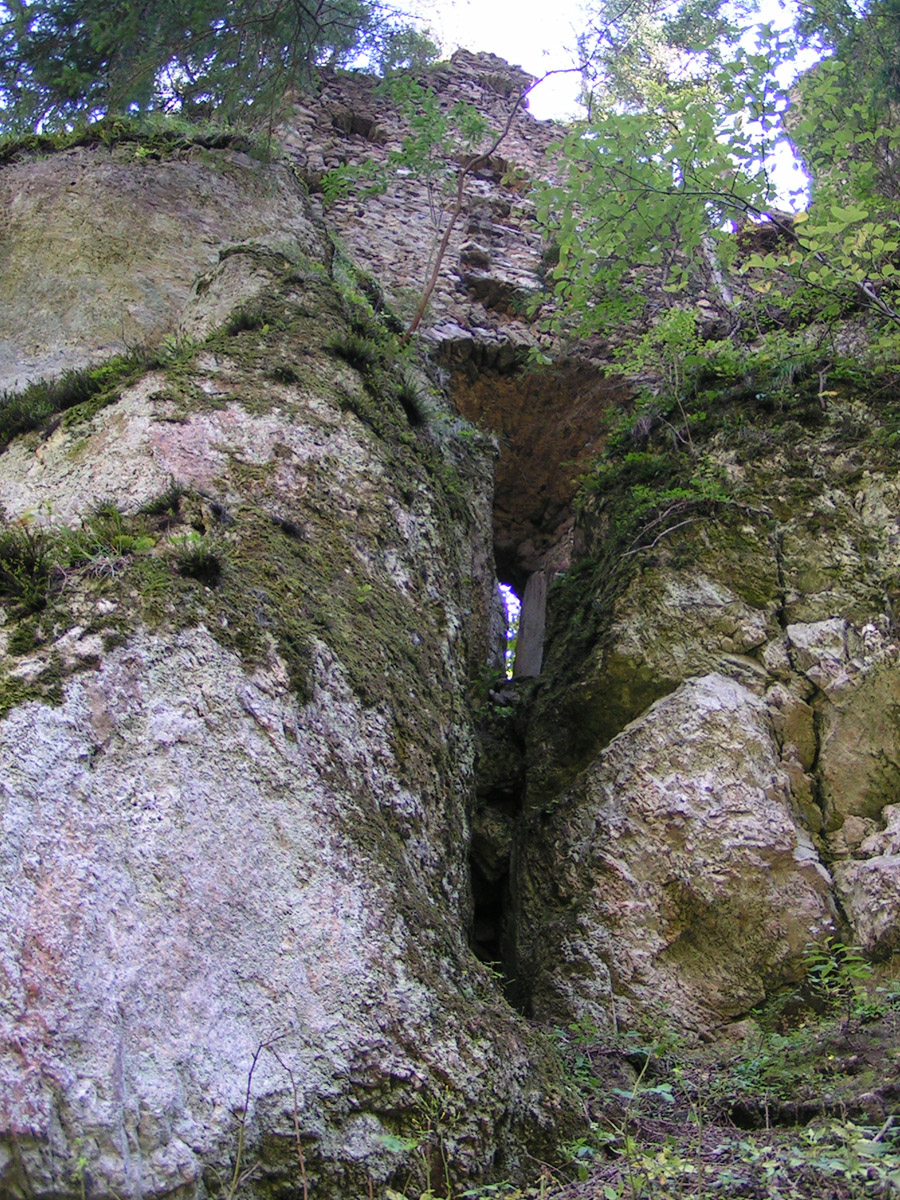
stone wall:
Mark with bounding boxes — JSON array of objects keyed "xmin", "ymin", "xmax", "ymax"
[
  {"xmin": 282, "ymin": 50, "xmax": 556, "ymax": 358},
  {"xmin": 283, "ymin": 52, "xmax": 631, "ymax": 586}
]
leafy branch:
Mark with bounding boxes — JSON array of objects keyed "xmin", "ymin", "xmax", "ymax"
[{"xmin": 536, "ymin": 28, "xmax": 900, "ymax": 342}]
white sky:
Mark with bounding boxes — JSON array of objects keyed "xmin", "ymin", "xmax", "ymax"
[{"xmin": 412, "ymin": 0, "xmax": 589, "ymax": 119}]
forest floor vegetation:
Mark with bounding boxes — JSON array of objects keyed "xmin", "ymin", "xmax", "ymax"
[
  {"xmin": 402, "ymin": 950, "xmax": 900, "ymax": 1200},
  {"xmin": 544, "ymin": 1003, "xmax": 900, "ymax": 1200}
]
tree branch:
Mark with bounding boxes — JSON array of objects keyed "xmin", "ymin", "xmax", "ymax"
[{"xmin": 400, "ymin": 64, "xmax": 586, "ymax": 344}]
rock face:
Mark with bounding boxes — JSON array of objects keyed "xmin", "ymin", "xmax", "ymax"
[
  {"xmin": 1, "ymin": 629, "xmax": 569, "ymax": 1197},
  {"xmin": 511, "ymin": 382, "xmax": 900, "ymax": 1035},
  {"xmin": 4, "ymin": 47, "xmax": 900, "ymax": 1200},
  {"xmin": 516, "ymin": 674, "xmax": 835, "ymax": 1034},
  {"xmin": 0, "ymin": 129, "xmax": 576, "ymax": 1199},
  {"xmin": 0, "ymin": 140, "xmax": 322, "ymax": 392}
]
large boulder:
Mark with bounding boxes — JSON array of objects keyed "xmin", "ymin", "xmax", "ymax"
[
  {"xmin": 516, "ymin": 391, "xmax": 900, "ymax": 1036},
  {"xmin": 0, "ymin": 142, "xmax": 578, "ymax": 1199},
  {"xmin": 0, "ymin": 628, "xmax": 570, "ymax": 1198},
  {"xmin": 514, "ymin": 673, "xmax": 836, "ymax": 1035},
  {"xmin": 0, "ymin": 138, "xmax": 322, "ymax": 391}
]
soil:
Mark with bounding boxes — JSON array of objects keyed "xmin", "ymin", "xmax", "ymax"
[{"xmin": 538, "ymin": 999, "xmax": 900, "ymax": 1200}]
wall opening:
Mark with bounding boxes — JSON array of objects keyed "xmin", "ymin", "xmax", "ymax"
[
  {"xmin": 498, "ymin": 582, "xmax": 520, "ymax": 678},
  {"xmin": 496, "ymin": 545, "xmax": 547, "ymax": 679}
]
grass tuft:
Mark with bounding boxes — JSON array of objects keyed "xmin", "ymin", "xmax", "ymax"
[
  {"xmin": 395, "ymin": 371, "xmax": 428, "ymax": 427},
  {"xmin": 171, "ymin": 532, "xmax": 222, "ymax": 587},
  {"xmin": 0, "ymin": 523, "xmax": 54, "ymax": 613},
  {"xmin": 0, "ymin": 347, "xmax": 161, "ymax": 453},
  {"xmin": 266, "ymin": 364, "xmax": 303, "ymax": 385},
  {"xmin": 329, "ymin": 331, "xmax": 381, "ymax": 372},
  {"xmin": 223, "ymin": 305, "xmax": 268, "ymax": 336}
]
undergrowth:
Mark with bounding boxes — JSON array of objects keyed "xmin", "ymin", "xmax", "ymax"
[
  {"xmin": 378, "ymin": 946, "xmax": 900, "ymax": 1200},
  {"xmin": 0, "ymin": 112, "xmax": 268, "ymax": 167}
]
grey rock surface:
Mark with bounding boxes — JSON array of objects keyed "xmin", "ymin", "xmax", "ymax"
[
  {"xmin": 515, "ymin": 673, "xmax": 837, "ymax": 1034},
  {"xmin": 0, "ymin": 144, "xmax": 320, "ymax": 391},
  {"xmin": 0, "ymin": 628, "xmax": 567, "ymax": 1198},
  {"xmin": 0, "ymin": 134, "xmax": 577, "ymax": 1198},
  {"xmin": 833, "ymin": 805, "xmax": 900, "ymax": 954}
]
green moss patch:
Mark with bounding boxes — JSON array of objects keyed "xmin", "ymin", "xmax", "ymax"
[
  {"xmin": 0, "ymin": 347, "xmax": 167, "ymax": 452},
  {"xmin": 0, "ymin": 655, "xmax": 64, "ymax": 717},
  {"xmin": 0, "ymin": 115, "xmax": 266, "ymax": 168}
]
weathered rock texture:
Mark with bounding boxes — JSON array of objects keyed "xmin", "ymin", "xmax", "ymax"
[
  {"xmin": 4, "ymin": 46, "xmax": 900, "ymax": 1200},
  {"xmin": 516, "ymin": 674, "xmax": 835, "ymax": 1034},
  {"xmin": 0, "ymin": 141, "xmax": 321, "ymax": 392},
  {"xmin": 283, "ymin": 50, "xmax": 553, "ymax": 358},
  {"xmin": 284, "ymin": 52, "xmax": 632, "ymax": 582},
  {"xmin": 511, "ymin": 381, "xmax": 900, "ymax": 1035},
  {"xmin": 0, "ymin": 130, "xmax": 577, "ymax": 1199}
]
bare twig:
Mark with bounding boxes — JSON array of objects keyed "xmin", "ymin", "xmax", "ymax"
[
  {"xmin": 873, "ymin": 1114, "xmax": 895, "ymax": 1143},
  {"xmin": 226, "ymin": 1030, "xmax": 291, "ymax": 1200},
  {"xmin": 226, "ymin": 1042, "xmax": 265, "ymax": 1200},
  {"xmin": 268, "ymin": 1046, "xmax": 309, "ymax": 1200},
  {"xmin": 622, "ymin": 516, "xmax": 702, "ymax": 556}
]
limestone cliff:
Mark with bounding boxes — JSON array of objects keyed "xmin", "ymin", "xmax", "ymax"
[
  {"xmin": 1, "ymin": 49, "xmax": 900, "ymax": 1200},
  {"xmin": 0, "ymin": 123, "xmax": 577, "ymax": 1199},
  {"xmin": 288, "ymin": 52, "xmax": 900, "ymax": 1039},
  {"xmin": 512, "ymin": 368, "xmax": 900, "ymax": 1034}
]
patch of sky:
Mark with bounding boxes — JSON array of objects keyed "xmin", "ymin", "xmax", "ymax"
[{"xmin": 499, "ymin": 582, "xmax": 520, "ymax": 678}]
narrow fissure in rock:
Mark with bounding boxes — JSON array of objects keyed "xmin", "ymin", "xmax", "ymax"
[
  {"xmin": 469, "ymin": 574, "xmax": 528, "ymax": 1007},
  {"xmin": 469, "ymin": 733, "xmax": 522, "ymax": 995}
]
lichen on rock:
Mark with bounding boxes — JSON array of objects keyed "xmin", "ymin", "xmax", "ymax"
[
  {"xmin": 515, "ymin": 673, "xmax": 837, "ymax": 1035},
  {"xmin": 0, "ymin": 130, "xmax": 580, "ymax": 1199}
]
